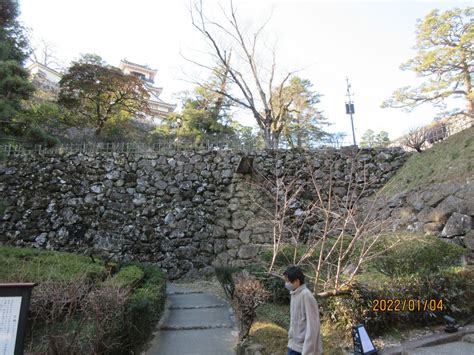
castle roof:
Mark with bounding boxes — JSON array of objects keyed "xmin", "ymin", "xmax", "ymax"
[{"xmin": 119, "ymin": 59, "xmax": 157, "ymax": 75}]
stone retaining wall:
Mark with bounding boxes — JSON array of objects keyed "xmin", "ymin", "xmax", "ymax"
[
  {"xmin": 372, "ymin": 182, "xmax": 474, "ymax": 251},
  {"xmin": 0, "ymin": 148, "xmax": 406, "ymax": 278}
]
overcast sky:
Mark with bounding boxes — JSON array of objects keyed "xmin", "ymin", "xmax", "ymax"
[{"xmin": 19, "ymin": 0, "xmax": 471, "ymax": 142}]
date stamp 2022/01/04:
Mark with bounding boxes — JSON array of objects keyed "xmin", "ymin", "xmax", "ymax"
[{"xmin": 370, "ymin": 299, "xmax": 444, "ymax": 312}]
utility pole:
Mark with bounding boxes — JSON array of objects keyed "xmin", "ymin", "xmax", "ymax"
[{"xmin": 345, "ymin": 77, "xmax": 357, "ymax": 146}]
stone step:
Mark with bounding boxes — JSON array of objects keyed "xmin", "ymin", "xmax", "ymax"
[
  {"xmin": 166, "ymin": 284, "xmax": 202, "ymax": 295},
  {"xmin": 168, "ymin": 292, "xmax": 226, "ymax": 308},
  {"xmin": 167, "ymin": 291, "xmax": 204, "ymax": 295},
  {"xmin": 145, "ymin": 328, "xmax": 237, "ymax": 355},
  {"xmin": 169, "ymin": 304, "xmax": 227, "ymax": 310},
  {"xmin": 159, "ymin": 324, "xmax": 234, "ymax": 331},
  {"xmin": 160, "ymin": 307, "xmax": 233, "ymax": 329}
]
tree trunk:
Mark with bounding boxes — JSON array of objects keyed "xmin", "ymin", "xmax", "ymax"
[
  {"xmin": 271, "ymin": 131, "xmax": 280, "ymax": 149},
  {"xmin": 262, "ymin": 127, "xmax": 272, "ymax": 149},
  {"xmin": 95, "ymin": 121, "xmax": 104, "ymax": 136},
  {"xmin": 296, "ymin": 114, "xmax": 302, "ymax": 148},
  {"xmin": 316, "ymin": 289, "xmax": 352, "ymax": 298}
]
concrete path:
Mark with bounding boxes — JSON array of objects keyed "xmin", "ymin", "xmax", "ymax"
[
  {"xmin": 381, "ymin": 325, "xmax": 474, "ymax": 355},
  {"xmin": 144, "ymin": 284, "xmax": 238, "ymax": 355},
  {"xmin": 407, "ymin": 341, "xmax": 474, "ymax": 354}
]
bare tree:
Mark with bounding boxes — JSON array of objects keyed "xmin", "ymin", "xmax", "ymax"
[
  {"xmin": 404, "ymin": 126, "xmax": 427, "ymax": 152},
  {"xmin": 188, "ymin": 0, "xmax": 296, "ymax": 149},
  {"xmin": 30, "ymin": 38, "xmax": 65, "ymax": 71},
  {"xmin": 231, "ymin": 271, "xmax": 269, "ymax": 340},
  {"xmin": 248, "ymin": 154, "xmax": 401, "ymax": 297}
]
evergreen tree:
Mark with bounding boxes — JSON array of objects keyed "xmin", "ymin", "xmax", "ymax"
[
  {"xmin": 375, "ymin": 130, "xmax": 390, "ymax": 146},
  {"xmin": 278, "ymin": 77, "xmax": 330, "ymax": 148},
  {"xmin": 360, "ymin": 129, "xmax": 376, "ymax": 148},
  {"xmin": 157, "ymin": 67, "xmax": 237, "ymax": 142},
  {"xmin": 360, "ymin": 129, "xmax": 390, "ymax": 147},
  {"xmin": 383, "ymin": 7, "xmax": 473, "ymax": 118},
  {"xmin": 0, "ymin": 0, "xmax": 34, "ymax": 121}
]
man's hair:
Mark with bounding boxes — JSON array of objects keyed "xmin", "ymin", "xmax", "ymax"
[{"xmin": 284, "ymin": 266, "xmax": 305, "ymax": 284}]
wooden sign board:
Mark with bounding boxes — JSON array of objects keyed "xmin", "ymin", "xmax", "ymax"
[{"xmin": 0, "ymin": 284, "xmax": 36, "ymax": 355}]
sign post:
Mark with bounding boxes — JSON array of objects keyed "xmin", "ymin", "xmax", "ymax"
[{"xmin": 0, "ymin": 283, "xmax": 36, "ymax": 355}]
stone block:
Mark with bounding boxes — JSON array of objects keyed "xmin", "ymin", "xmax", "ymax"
[
  {"xmin": 462, "ymin": 230, "xmax": 474, "ymax": 251},
  {"xmin": 226, "ymin": 239, "xmax": 240, "ymax": 249},
  {"xmin": 392, "ymin": 207, "xmax": 417, "ymax": 222},
  {"xmin": 238, "ymin": 245, "xmax": 259, "ymax": 259},
  {"xmin": 239, "ymin": 230, "xmax": 251, "ymax": 244},
  {"xmin": 212, "ymin": 225, "xmax": 226, "ymax": 238},
  {"xmin": 441, "ymin": 213, "xmax": 472, "ymax": 237},
  {"xmin": 155, "ymin": 180, "xmax": 168, "ymax": 190},
  {"xmin": 433, "ymin": 195, "xmax": 463, "ymax": 222},
  {"xmin": 232, "ymin": 218, "xmax": 247, "ymax": 230},
  {"xmin": 417, "ymin": 207, "xmax": 435, "ymax": 223},
  {"xmin": 216, "ymin": 218, "xmax": 231, "ymax": 228},
  {"xmin": 226, "ymin": 229, "xmax": 238, "ymax": 239}
]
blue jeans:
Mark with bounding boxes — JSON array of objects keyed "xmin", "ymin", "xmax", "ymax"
[{"xmin": 288, "ymin": 348, "xmax": 302, "ymax": 355}]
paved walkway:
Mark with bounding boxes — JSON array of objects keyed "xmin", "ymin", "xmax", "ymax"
[
  {"xmin": 144, "ymin": 284, "xmax": 238, "ymax": 355},
  {"xmin": 381, "ymin": 325, "xmax": 474, "ymax": 355},
  {"xmin": 407, "ymin": 341, "xmax": 474, "ymax": 354}
]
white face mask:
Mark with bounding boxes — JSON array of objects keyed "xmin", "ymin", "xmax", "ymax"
[{"xmin": 285, "ymin": 282, "xmax": 295, "ymax": 291}]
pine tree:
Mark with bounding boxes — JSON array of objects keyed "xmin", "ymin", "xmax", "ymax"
[{"xmin": 383, "ymin": 7, "xmax": 473, "ymax": 118}]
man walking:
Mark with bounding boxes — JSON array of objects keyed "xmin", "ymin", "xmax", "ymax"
[{"xmin": 284, "ymin": 266, "xmax": 323, "ymax": 355}]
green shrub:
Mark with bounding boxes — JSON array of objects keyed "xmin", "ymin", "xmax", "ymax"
[
  {"xmin": 245, "ymin": 265, "xmax": 290, "ymax": 305},
  {"xmin": 215, "ymin": 266, "xmax": 242, "ymax": 299},
  {"xmin": 260, "ymin": 274, "xmax": 290, "ymax": 305},
  {"xmin": 106, "ymin": 265, "xmax": 144, "ymax": 288},
  {"xmin": 0, "ymin": 246, "xmax": 107, "ymax": 282},
  {"xmin": 25, "ymin": 126, "xmax": 60, "ymax": 147},
  {"xmin": 122, "ymin": 264, "xmax": 167, "ymax": 352}
]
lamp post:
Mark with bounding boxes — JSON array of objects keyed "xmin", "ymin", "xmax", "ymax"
[{"xmin": 345, "ymin": 77, "xmax": 357, "ymax": 146}]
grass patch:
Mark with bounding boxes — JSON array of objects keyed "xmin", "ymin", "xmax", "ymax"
[
  {"xmin": 249, "ymin": 321, "xmax": 288, "ymax": 355},
  {"xmin": 378, "ymin": 126, "xmax": 474, "ymax": 197}
]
